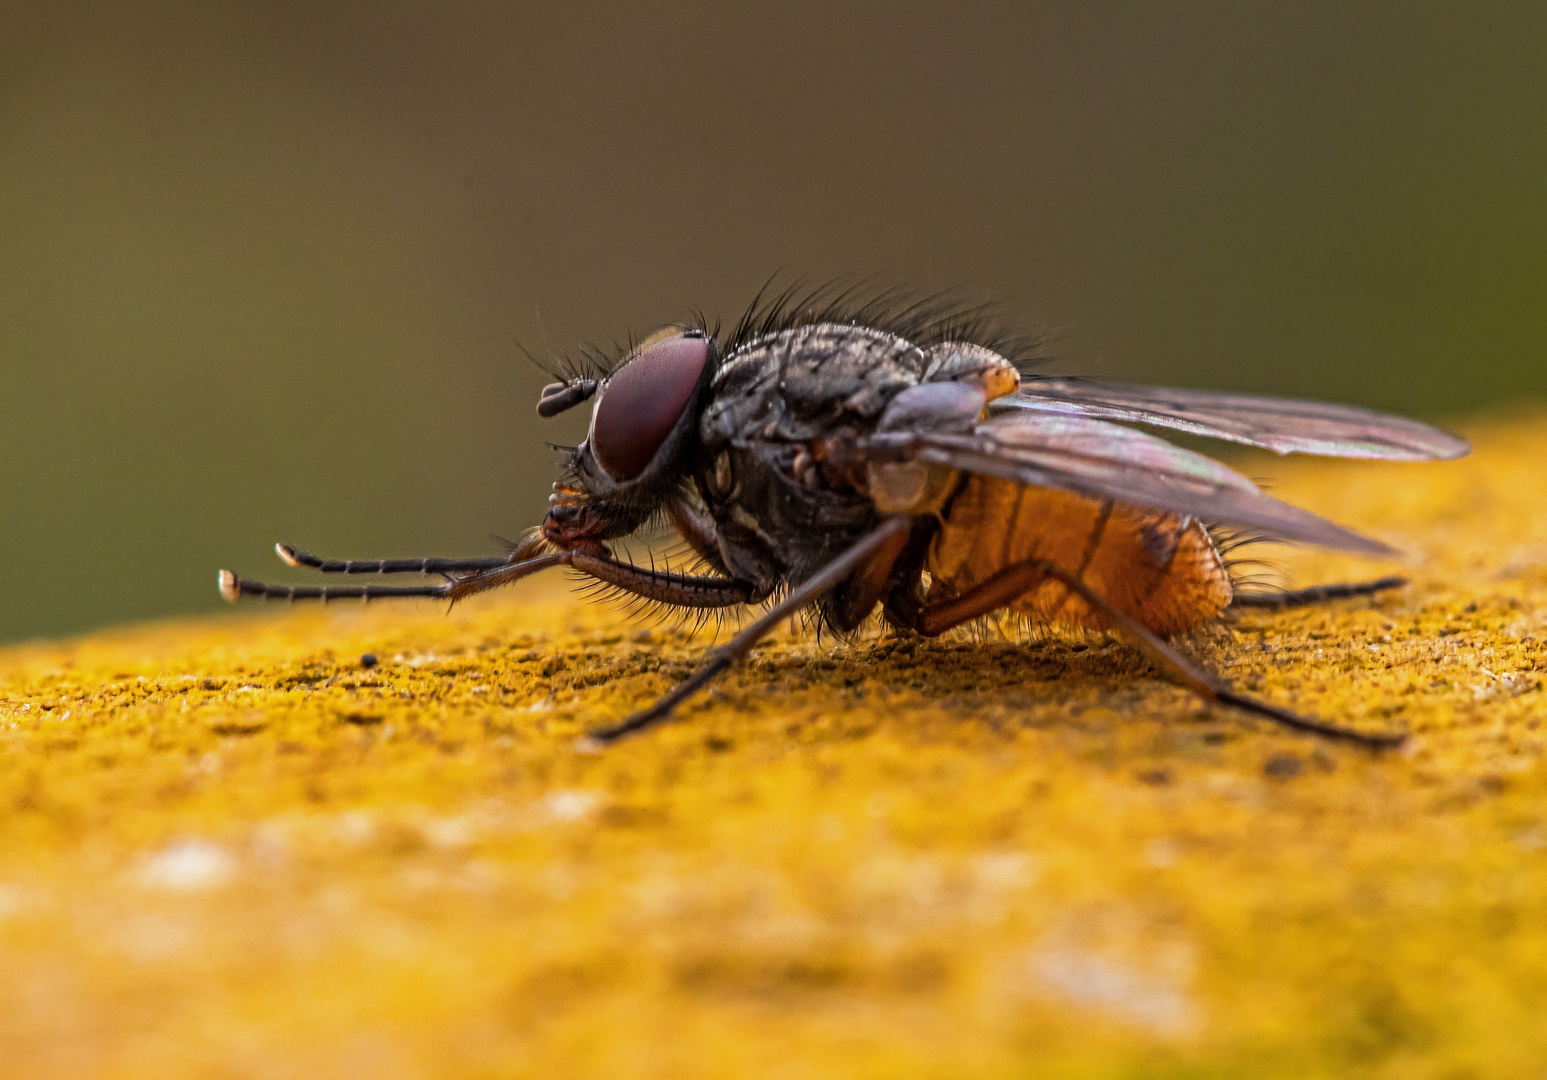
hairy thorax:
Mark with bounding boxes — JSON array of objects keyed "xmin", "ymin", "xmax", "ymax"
[{"xmin": 695, "ymin": 324, "xmax": 924, "ymax": 588}]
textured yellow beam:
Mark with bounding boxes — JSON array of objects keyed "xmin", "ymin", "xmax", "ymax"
[{"xmin": 1, "ymin": 414, "xmax": 1544, "ymax": 1078}]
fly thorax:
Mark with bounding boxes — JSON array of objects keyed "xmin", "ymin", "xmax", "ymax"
[{"xmin": 919, "ymin": 342, "xmax": 1022, "ymax": 402}]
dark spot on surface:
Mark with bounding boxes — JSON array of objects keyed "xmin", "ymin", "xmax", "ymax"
[
  {"xmin": 704, "ymin": 736, "xmax": 734, "ymax": 752},
  {"xmin": 342, "ymin": 712, "xmax": 383, "ymax": 726},
  {"xmin": 360, "ymin": 653, "xmax": 379, "ymax": 669},
  {"xmin": 208, "ymin": 717, "xmax": 266, "ymax": 736},
  {"xmin": 599, "ymin": 804, "xmax": 666, "ymax": 828},
  {"xmin": 1137, "ymin": 768, "xmax": 1172, "ymax": 786},
  {"xmin": 888, "ymin": 950, "xmax": 951, "ymax": 992},
  {"xmin": 1264, "ymin": 755, "xmax": 1303, "ymax": 778}
]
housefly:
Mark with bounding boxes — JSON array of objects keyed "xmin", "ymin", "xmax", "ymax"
[{"xmin": 218, "ymin": 288, "xmax": 1469, "ymax": 748}]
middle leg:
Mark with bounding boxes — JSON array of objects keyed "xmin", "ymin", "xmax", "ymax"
[{"xmin": 584, "ymin": 516, "xmax": 916, "ymax": 746}]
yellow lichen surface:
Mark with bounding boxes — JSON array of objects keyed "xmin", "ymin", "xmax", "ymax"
[{"xmin": 3, "ymin": 414, "xmax": 1546, "ymax": 1080}]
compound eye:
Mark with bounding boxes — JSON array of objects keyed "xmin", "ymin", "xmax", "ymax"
[{"xmin": 590, "ymin": 332, "xmax": 710, "ymax": 481}]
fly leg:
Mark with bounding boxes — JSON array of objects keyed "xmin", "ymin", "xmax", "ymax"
[
  {"xmin": 219, "ymin": 544, "xmax": 757, "ymax": 608},
  {"xmin": 583, "ymin": 516, "xmax": 915, "ymax": 747},
  {"xmin": 903, "ymin": 559, "xmax": 1405, "ymax": 749},
  {"xmin": 273, "ymin": 542, "xmax": 526, "ymax": 577},
  {"xmin": 906, "ymin": 561, "xmax": 1058, "ymax": 637},
  {"xmin": 219, "ymin": 551, "xmax": 574, "ymax": 602},
  {"xmin": 825, "ymin": 517, "xmax": 919, "ymax": 632},
  {"xmin": 1230, "ymin": 576, "xmax": 1408, "ymax": 609},
  {"xmin": 217, "ymin": 535, "xmax": 551, "ymax": 600}
]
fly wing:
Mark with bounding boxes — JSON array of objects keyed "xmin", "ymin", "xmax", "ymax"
[
  {"xmin": 994, "ymin": 377, "xmax": 1469, "ymax": 460},
  {"xmin": 861, "ymin": 412, "xmax": 1396, "ymax": 554}
]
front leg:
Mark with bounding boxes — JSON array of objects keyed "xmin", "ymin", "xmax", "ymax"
[
  {"xmin": 222, "ymin": 544, "xmax": 758, "ymax": 610},
  {"xmin": 442, "ymin": 547, "xmax": 757, "ymax": 607},
  {"xmin": 564, "ymin": 551, "xmax": 757, "ymax": 608}
]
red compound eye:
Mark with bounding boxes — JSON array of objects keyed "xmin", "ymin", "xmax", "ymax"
[{"xmin": 590, "ymin": 333, "xmax": 710, "ymax": 481}]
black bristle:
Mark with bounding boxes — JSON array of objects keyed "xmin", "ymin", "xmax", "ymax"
[
  {"xmin": 518, "ymin": 278, "xmax": 1049, "ymax": 429},
  {"xmin": 720, "ymin": 276, "xmax": 1048, "ymax": 370}
]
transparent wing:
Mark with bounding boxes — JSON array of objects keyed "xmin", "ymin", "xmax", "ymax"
[
  {"xmin": 993, "ymin": 377, "xmax": 1469, "ymax": 460},
  {"xmin": 861, "ymin": 412, "xmax": 1396, "ymax": 554}
]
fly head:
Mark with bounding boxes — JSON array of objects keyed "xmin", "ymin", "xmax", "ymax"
[{"xmin": 535, "ymin": 328, "xmax": 716, "ymax": 548}]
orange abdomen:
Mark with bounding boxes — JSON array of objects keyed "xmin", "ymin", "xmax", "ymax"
[{"xmin": 926, "ymin": 476, "xmax": 1233, "ymax": 637}]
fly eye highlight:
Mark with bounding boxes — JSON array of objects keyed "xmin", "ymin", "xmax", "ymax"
[{"xmin": 589, "ymin": 332, "xmax": 710, "ymax": 481}]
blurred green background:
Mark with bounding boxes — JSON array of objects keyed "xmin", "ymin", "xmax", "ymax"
[{"xmin": 2, "ymin": 2, "xmax": 1544, "ymax": 644}]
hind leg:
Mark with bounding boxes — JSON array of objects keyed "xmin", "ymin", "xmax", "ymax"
[
  {"xmin": 1230, "ymin": 576, "xmax": 1407, "ymax": 610},
  {"xmin": 898, "ymin": 559, "xmax": 1405, "ymax": 748}
]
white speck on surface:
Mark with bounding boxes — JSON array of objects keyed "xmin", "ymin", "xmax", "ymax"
[
  {"xmin": 137, "ymin": 839, "xmax": 235, "ymax": 890},
  {"xmin": 1023, "ymin": 940, "xmax": 1199, "ymax": 1037},
  {"xmin": 334, "ymin": 812, "xmax": 376, "ymax": 846},
  {"xmin": 542, "ymin": 790, "xmax": 598, "ymax": 822},
  {"xmin": 424, "ymin": 816, "xmax": 474, "ymax": 849},
  {"xmin": 964, "ymin": 852, "xmax": 1039, "ymax": 922},
  {"xmin": 971, "ymin": 852, "xmax": 1036, "ymax": 889}
]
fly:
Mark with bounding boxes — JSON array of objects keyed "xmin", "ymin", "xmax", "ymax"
[{"xmin": 218, "ymin": 287, "xmax": 1469, "ymax": 749}]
